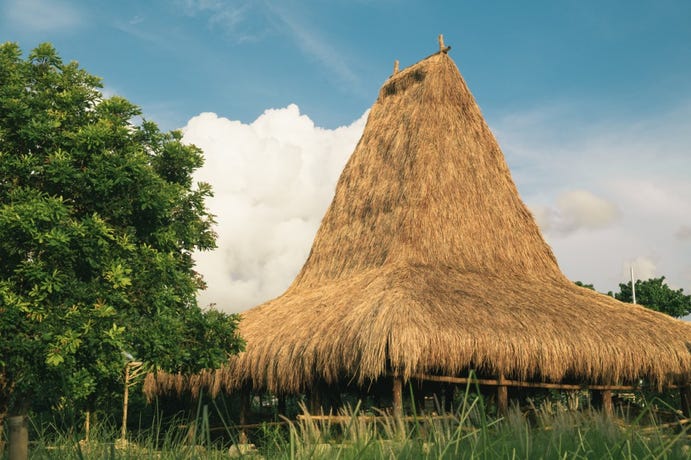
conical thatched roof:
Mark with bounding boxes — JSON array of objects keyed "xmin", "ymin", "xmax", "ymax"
[{"xmin": 148, "ymin": 45, "xmax": 691, "ymax": 397}]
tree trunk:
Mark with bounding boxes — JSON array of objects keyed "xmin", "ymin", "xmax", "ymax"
[
  {"xmin": 0, "ymin": 413, "xmax": 5, "ymax": 458},
  {"xmin": 8, "ymin": 414, "xmax": 28, "ymax": 460}
]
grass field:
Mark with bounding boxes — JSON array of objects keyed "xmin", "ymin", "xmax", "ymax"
[{"xmin": 8, "ymin": 388, "xmax": 691, "ymax": 459}]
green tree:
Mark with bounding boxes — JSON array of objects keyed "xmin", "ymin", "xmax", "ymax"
[
  {"xmin": 574, "ymin": 281, "xmax": 595, "ymax": 290},
  {"xmin": 0, "ymin": 42, "xmax": 243, "ymax": 436},
  {"xmin": 614, "ymin": 276, "xmax": 691, "ymax": 318}
]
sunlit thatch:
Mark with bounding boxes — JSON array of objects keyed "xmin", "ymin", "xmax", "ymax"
[{"xmin": 147, "ymin": 45, "xmax": 691, "ymax": 398}]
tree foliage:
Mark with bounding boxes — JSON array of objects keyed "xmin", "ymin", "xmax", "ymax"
[
  {"xmin": 614, "ymin": 276, "xmax": 691, "ymax": 318},
  {"xmin": 574, "ymin": 281, "xmax": 595, "ymax": 290},
  {"xmin": 0, "ymin": 42, "xmax": 243, "ymax": 416}
]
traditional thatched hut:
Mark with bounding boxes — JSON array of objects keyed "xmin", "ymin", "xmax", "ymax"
[{"xmin": 147, "ymin": 38, "xmax": 691, "ymax": 416}]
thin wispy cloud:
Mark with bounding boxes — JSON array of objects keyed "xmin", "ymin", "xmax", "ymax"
[
  {"xmin": 495, "ymin": 100, "xmax": 691, "ymax": 192},
  {"xmin": 112, "ymin": 14, "xmax": 220, "ymax": 72},
  {"xmin": 179, "ymin": 0, "xmax": 225, "ymax": 15},
  {"xmin": 495, "ymin": 98, "xmax": 691, "ymax": 293},
  {"xmin": 176, "ymin": 0, "xmax": 265, "ymax": 43},
  {"xmin": 113, "ymin": 19, "xmax": 174, "ymax": 52},
  {"xmin": 266, "ymin": 3, "xmax": 361, "ymax": 89},
  {"xmin": 175, "ymin": 0, "xmax": 362, "ymax": 90},
  {"xmin": 3, "ymin": 0, "xmax": 85, "ymax": 32},
  {"xmin": 128, "ymin": 15, "xmax": 144, "ymax": 26}
]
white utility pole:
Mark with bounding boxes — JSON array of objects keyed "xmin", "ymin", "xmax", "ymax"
[{"xmin": 630, "ymin": 266, "xmax": 637, "ymax": 304}]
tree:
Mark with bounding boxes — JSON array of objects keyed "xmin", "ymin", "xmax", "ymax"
[
  {"xmin": 574, "ymin": 281, "xmax": 595, "ymax": 290},
  {"xmin": 0, "ymin": 42, "xmax": 243, "ymax": 445},
  {"xmin": 614, "ymin": 276, "xmax": 691, "ymax": 318}
]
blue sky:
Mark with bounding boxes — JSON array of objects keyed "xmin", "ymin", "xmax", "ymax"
[
  {"xmin": 2, "ymin": 0, "xmax": 691, "ymax": 312},
  {"xmin": 4, "ymin": 0, "xmax": 690, "ymax": 130}
]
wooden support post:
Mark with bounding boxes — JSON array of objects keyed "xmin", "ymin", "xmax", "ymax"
[
  {"xmin": 602, "ymin": 390, "xmax": 613, "ymax": 417},
  {"xmin": 309, "ymin": 381, "xmax": 323, "ymax": 415},
  {"xmin": 392, "ymin": 376, "xmax": 403, "ymax": 420},
  {"xmin": 680, "ymin": 386, "xmax": 691, "ymax": 418},
  {"xmin": 497, "ymin": 374, "xmax": 508, "ymax": 416},
  {"xmin": 592, "ymin": 389, "xmax": 613, "ymax": 417},
  {"xmin": 239, "ymin": 390, "xmax": 250, "ymax": 444},
  {"xmin": 413, "ymin": 382, "xmax": 425, "ymax": 414},
  {"xmin": 277, "ymin": 395, "xmax": 287, "ymax": 417},
  {"xmin": 443, "ymin": 384, "xmax": 454, "ymax": 414}
]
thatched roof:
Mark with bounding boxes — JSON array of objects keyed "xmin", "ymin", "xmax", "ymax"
[{"xmin": 147, "ymin": 44, "xmax": 691, "ymax": 397}]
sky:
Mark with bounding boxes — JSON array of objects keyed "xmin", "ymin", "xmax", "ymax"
[{"xmin": 2, "ymin": 0, "xmax": 691, "ymax": 314}]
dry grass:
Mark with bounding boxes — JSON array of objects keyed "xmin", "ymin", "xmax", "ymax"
[{"xmin": 146, "ymin": 46, "xmax": 691, "ymax": 400}]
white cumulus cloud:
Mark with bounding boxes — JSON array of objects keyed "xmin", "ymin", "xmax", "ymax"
[{"xmin": 183, "ymin": 105, "xmax": 367, "ymax": 312}]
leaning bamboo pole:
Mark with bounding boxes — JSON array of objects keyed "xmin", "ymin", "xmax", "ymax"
[{"xmin": 120, "ymin": 362, "xmax": 145, "ymax": 443}]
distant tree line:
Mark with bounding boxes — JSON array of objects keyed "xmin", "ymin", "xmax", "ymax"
[{"xmin": 574, "ymin": 276, "xmax": 691, "ymax": 318}]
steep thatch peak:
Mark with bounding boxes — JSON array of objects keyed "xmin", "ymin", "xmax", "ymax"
[{"xmin": 292, "ymin": 50, "xmax": 564, "ymax": 290}]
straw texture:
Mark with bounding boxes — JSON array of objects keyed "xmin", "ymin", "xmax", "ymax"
[{"xmin": 147, "ymin": 49, "xmax": 691, "ymax": 397}]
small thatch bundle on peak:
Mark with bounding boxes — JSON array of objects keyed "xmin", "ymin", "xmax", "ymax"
[{"xmin": 146, "ymin": 37, "xmax": 691, "ymax": 414}]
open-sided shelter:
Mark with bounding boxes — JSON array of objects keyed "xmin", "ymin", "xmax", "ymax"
[{"xmin": 147, "ymin": 37, "xmax": 691, "ymax": 416}]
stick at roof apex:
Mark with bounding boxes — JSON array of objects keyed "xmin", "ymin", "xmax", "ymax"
[{"xmin": 438, "ymin": 34, "xmax": 451, "ymax": 53}]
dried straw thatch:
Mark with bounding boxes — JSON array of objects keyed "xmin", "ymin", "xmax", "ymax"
[{"xmin": 147, "ymin": 44, "xmax": 691, "ymax": 398}]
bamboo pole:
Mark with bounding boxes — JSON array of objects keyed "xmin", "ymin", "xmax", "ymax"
[
  {"xmin": 414, "ymin": 374, "xmax": 643, "ymax": 391},
  {"xmin": 120, "ymin": 364, "xmax": 130, "ymax": 442},
  {"xmin": 297, "ymin": 414, "xmax": 456, "ymax": 423},
  {"xmin": 120, "ymin": 361, "xmax": 144, "ymax": 443}
]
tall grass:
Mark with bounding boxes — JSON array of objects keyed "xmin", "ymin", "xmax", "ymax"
[
  {"xmin": 7, "ymin": 389, "xmax": 690, "ymax": 459},
  {"xmin": 259, "ymin": 389, "xmax": 690, "ymax": 460}
]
